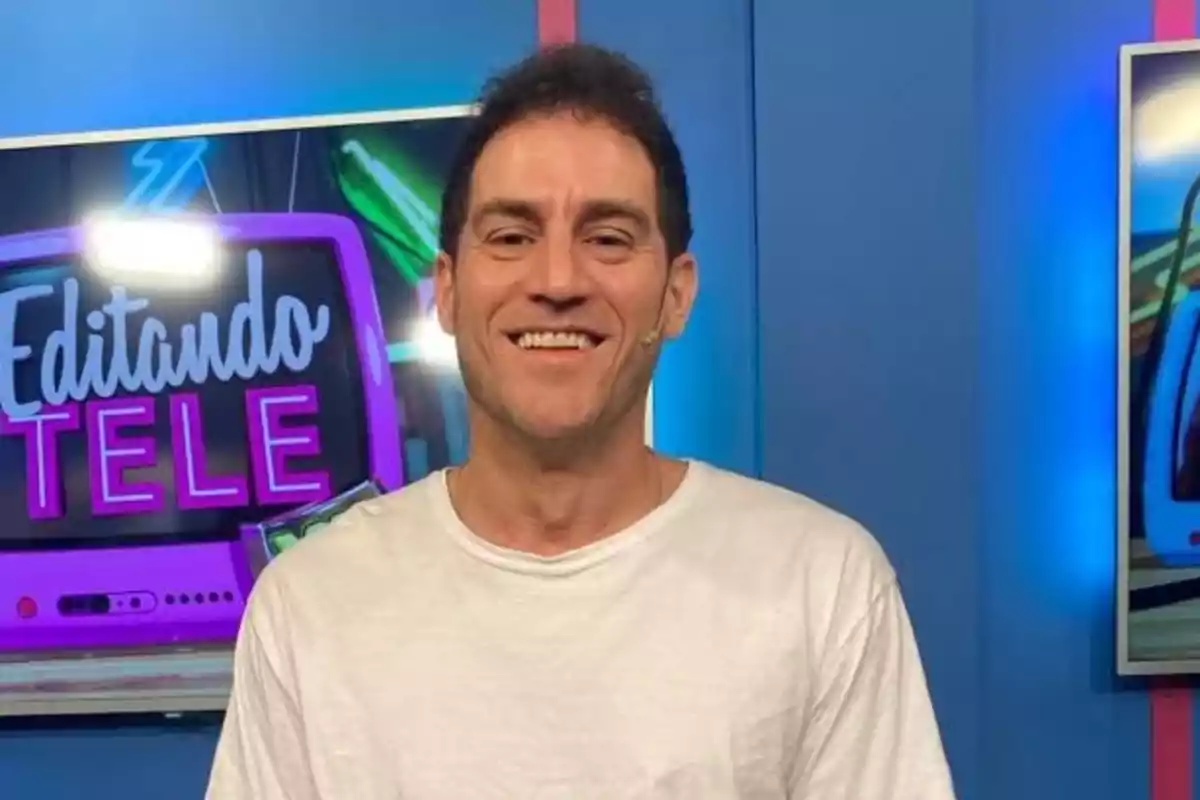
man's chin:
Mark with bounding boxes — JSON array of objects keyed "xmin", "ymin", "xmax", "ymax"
[
  {"xmin": 512, "ymin": 415, "xmax": 596, "ymax": 444},
  {"xmin": 465, "ymin": 386, "xmax": 613, "ymax": 454}
]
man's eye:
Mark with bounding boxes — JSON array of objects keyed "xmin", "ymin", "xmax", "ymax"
[
  {"xmin": 489, "ymin": 231, "xmax": 534, "ymax": 247},
  {"xmin": 589, "ymin": 234, "xmax": 631, "ymax": 247},
  {"xmin": 585, "ymin": 226, "xmax": 637, "ymax": 248},
  {"xmin": 585, "ymin": 232, "xmax": 635, "ymax": 261}
]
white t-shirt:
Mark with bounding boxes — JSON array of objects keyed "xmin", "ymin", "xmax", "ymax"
[{"xmin": 206, "ymin": 460, "xmax": 955, "ymax": 799}]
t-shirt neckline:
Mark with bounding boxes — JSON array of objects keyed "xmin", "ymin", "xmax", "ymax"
[{"xmin": 429, "ymin": 459, "xmax": 707, "ymax": 577}]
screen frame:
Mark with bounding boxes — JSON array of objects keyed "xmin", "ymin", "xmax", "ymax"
[{"xmin": 1119, "ymin": 39, "xmax": 1200, "ymax": 676}]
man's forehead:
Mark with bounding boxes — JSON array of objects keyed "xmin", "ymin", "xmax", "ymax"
[{"xmin": 471, "ymin": 117, "xmax": 657, "ymax": 193}]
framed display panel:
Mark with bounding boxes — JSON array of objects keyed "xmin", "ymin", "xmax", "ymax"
[
  {"xmin": 0, "ymin": 105, "xmax": 474, "ymax": 714},
  {"xmin": 1119, "ymin": 39, "xmax": 1200, "ymax": 674}
]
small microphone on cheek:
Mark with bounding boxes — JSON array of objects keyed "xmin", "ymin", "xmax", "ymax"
[{"xmin": 642, "ymin": 285, "xmax": 670, "ymax": 347}]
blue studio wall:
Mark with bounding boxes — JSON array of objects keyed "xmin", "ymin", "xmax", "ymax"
[
  {"xmin": 976, "ymin": 0, "xmax": 1152, "ymax": 794},
  {"xmin": 757, "ymin": 0, "xmax": 1155, "ymax": 797},
  {"xmin": 752, "ymin": 0, "xmax": 982, "ymax": 793},
  {"xmin": 0, "ymin": 0, "xmax": 1174, "ymax": 798},
  {"xmin": 757, "ymin": 0, "xmax": 1157, "ymax": 797}
]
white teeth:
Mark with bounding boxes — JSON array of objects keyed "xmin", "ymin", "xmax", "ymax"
[{"xmin": 516, "ymin": 331, "xmax": 596, "ymax": 350}]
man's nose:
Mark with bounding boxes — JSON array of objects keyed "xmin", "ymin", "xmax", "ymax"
[{"xmin": 527, "ymin": 230, "xmax": 588, "ymax": 300}]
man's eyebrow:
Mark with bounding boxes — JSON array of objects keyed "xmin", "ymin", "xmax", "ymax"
[
  {"xmin": 470, "ymin": 198, "xmax": 542, "ymax": 225},
  {"xmin": 576, "ymin": 199, "xmax": 652, "ymax": 233},
  {"xmin": 468, "ymin": 197, "xmax": 653, "ymax": 234}
]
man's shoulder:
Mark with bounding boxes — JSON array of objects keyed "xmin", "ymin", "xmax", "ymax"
[
  {"xmin": 691, "ymin": 462, "xmax": 890, "ymax": 568},
  {"xmin": 685, "ymin": 462, "xmax": 897, "ymax": 610}
]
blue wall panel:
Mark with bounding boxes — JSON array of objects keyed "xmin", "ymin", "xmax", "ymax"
[
  {"xmin": 0, "ymin": 2, "xmax": 533, "ymax": 797},
  {"xmin": 756, "ymin": 0, "xmax": 1156, "ymax": 795},
  {"xmin": 579, "ymin": 0, "xmax": 760, "ymax": 477},
  {"xmin": 976, "ymin": 0, "xmax": 1150, "ymax": 797},
  {"xmin": 752, "ymin": 0, "xmax": 981, "ymax": 794},
  {"xmin": 0, "ymin": 1, "xmax": 529, "ymax": 136}
]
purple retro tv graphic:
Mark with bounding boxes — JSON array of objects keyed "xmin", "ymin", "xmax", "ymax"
[{"xmin": 0, "ymin": 212, "xmax": 403, "ymax": 653}]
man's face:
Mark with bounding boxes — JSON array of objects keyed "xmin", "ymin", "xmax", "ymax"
[{"xmin": 434, "ymin": 112, "xmax": 696, "ymax": 446}]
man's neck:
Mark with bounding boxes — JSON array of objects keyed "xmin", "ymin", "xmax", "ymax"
[{"xmin": 448, "ymin": 415, "xmax": 672, "ymax": 557}]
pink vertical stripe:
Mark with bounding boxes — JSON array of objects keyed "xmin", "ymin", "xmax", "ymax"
[
  {"xmin": 537, "ymin": 0, "xmax": 577, "ymax": 45},
  {"xmin": 1148, "ymin": 4, "xmax": 1196, "ymax": 795},
  {"xmin": 1151, "ymin": 679, "xmax": 1193, "ymax": 800},
  {"xmin": 1154, "ymin": 0, "xmax": 1196, "ymax": 39}
]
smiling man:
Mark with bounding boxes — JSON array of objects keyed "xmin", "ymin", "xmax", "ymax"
[{"xmin": 206, "ymin": 44, "xmax": 956, "ymax": 800}]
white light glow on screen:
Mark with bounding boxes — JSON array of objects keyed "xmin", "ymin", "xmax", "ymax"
[
  {"xmin": 84, "ymin": 215, "xmax": 221, "ymax": 287},
  {"xmin": 413, "ymin": 315, "xmax": 458, "ymax": 369},
  {"xmin": 1135, "ymin": 77, "xmax": 1200, "ymax": 163}
]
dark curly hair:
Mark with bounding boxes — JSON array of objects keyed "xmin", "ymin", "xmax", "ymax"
[{"xmin": 438, "ymin": 43, "xmax": 692, "ymax": 262}]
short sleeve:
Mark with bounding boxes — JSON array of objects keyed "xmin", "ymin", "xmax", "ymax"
[
  {"xmin": 206, "ymin": 571, "xmax": 317, "ymax": 800},
  {"xmin": 790, "ymin": 579, "xmax": 957, "ymax": 799}
]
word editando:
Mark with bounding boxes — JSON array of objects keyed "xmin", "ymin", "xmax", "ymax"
[
  {"xmin": 0, "ymin": 248, "xmax": 338, "ymax": 519},
  {"xmin": 0, "ymin": 248, "xmax": 331, "ymax": 419}
]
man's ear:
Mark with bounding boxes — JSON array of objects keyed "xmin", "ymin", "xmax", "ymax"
[
  {"xmin": 433, "ymin": 251, "xmax": 456, "ymax": 335},
  {"xmin": 662, "ymin": 252, "xmax": 698, "ymax": 340}
]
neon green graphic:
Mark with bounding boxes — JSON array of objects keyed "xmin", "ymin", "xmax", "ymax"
[
  {"xmin": 332, "ymin": 131, "xmax": 443, "ymax": 285},
  {"xmin": 270, "ymin": 530, "xmax": 301, "ymax": 553},
  {"xmin": 259, "ymin": 480, "xmax": 384, "ymax": 558}
]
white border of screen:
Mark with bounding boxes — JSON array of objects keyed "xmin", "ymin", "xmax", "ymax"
[{"xmin": 1118, "ymin": 39, "xmax": 1200, "ymax": 675}]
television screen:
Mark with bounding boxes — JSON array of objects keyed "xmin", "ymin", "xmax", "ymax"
[
  {"xmin": 0, "ymin": 105, "xmax": 480, "ymax": 715},
  {"xmin": 1120, "ymin": 41, "xmax": 1200, "ymax": 674}
]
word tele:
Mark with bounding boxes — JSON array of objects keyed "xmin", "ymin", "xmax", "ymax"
[{"xmin": 0, "ymin": 385, "xmax": 331, "ymax": 520}]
